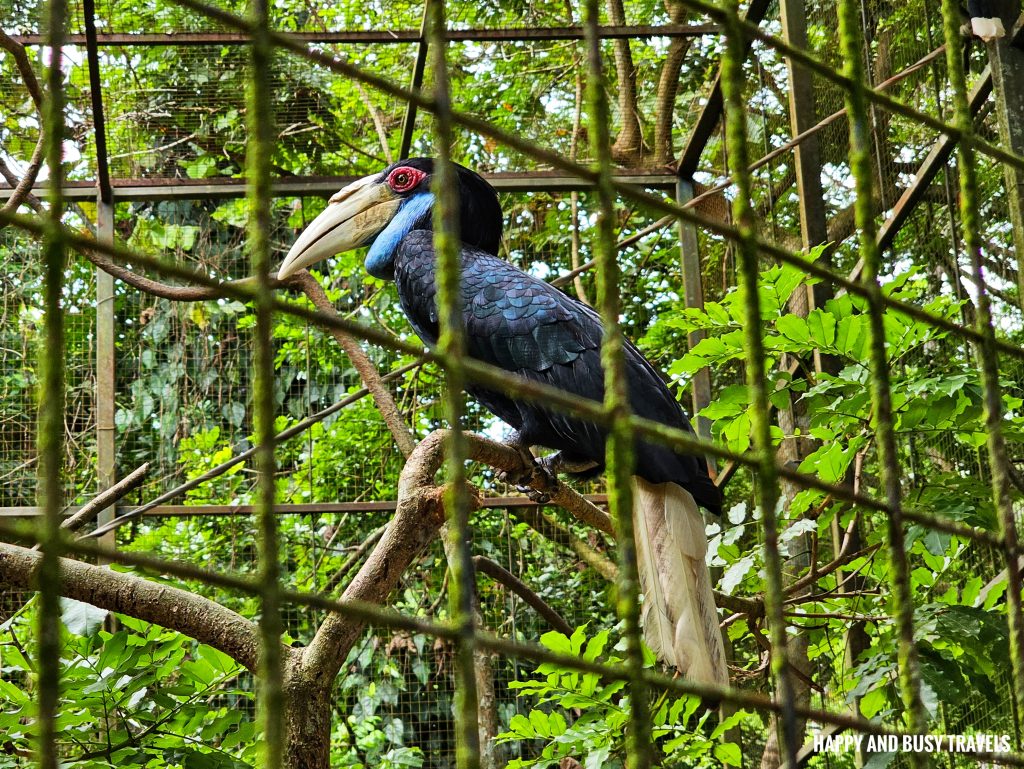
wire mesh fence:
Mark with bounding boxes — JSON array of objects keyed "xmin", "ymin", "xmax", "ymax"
[{"xmin": 1, "ymin": 0, "xmax": 1024, "ymax": 767}]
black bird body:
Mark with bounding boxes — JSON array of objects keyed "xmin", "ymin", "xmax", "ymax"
[
  {"xmin": 279, "ymin": 158, "xmax": 728, "ymax": 683},
  {"xmin": 392, "ymin": 231, "xmax": 722, "ymax": 514}
]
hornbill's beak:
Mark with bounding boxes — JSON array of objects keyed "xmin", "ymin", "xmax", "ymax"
[{"xmin": 277, "ymin": 174, "xmax": 400, "ymax": 279}]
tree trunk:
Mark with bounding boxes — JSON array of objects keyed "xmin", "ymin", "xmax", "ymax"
[
  {"xmin": 653, "ymin": 0, "xmax": 693, "ymax": 165},
  {"xmin": 284, "ymin": 668, "xmax": 333, "ymax": 769},
  {"xmin": 606, "ymin": 0, "xmax": 646, "ymax": 165}
]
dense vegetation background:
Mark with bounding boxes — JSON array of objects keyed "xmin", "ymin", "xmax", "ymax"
[{"xmin": 1, "ymin": 0, "xmax": 1023, "ymax": 766}]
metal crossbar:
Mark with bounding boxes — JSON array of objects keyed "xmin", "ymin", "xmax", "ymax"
[{"xmin": 7, "ymin": 0, "xmax": 1024, "ymax": 767}]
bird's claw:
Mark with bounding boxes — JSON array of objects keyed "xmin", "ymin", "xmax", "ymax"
[
  {"xmin": 497, "ymin": 464, "xmax": 534, "ymax": 487},
  {"xmin": 516, "ymin": 484, "xmax": 551, "ymax": 504},
  {"xmin": 499, "ymin": 436, "xmax": 557, "ymax": 503}
]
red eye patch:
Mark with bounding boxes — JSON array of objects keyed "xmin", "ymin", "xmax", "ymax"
[{"xmin": 387, "ymin": 166, "xmax": 426, "ymax": 193}]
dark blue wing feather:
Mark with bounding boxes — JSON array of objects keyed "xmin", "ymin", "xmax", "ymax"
[{"xmin": 391, "ymin": 230, "xmax": 722, "ymax": 513}]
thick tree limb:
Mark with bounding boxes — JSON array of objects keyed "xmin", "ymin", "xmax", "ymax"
[
  {"xmin": 653, "ymin": 1, "xmax": 695, "ymax": 164},
  {"xmin": 0, "ymin": 542, "xmax": 270, "ymax": 671},
  {"xmin": 302, "ymin": 431, "xmax": 459, "ymax": 682},
  {"xmin": 0, "ymin": 30, "xmax": 44, "ymax": 108},
  {"xmin": 606, "ymin": 0, "xmax": 645, "ymax": 164}
]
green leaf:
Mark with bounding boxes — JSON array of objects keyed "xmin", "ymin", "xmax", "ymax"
[
  {"xmin": 776, "ymin": 314, "xmax": 810, "ymax": 345},
  {"xmin": 720, "ymin": 555, "xmax": 755, "ymax": 594},
  {"xmin": 722, "ymin": 411, "xmax": 752, "ymax": 454},
  {"xmin": 806, "ymin": 308, "xmax": 837, "ymax": 347},
  {"xmin": 529, "ymin": 709, "xmax": 551, "ymax": 737},
  {"xmin": 859, "ymin": 686, "xmax": 888, "ymax": 719},
  {"xmin": 510, "ymin": 713, "xmax": 536, "ymax": 738},
  {"xmin": 835, "ymin": 314, "xmax": 865, "ymax": 358},
  {"xmin": 583, "ymin": 630, "xmax": 609, "ymax": 662},
  {"xmin": 714, "ymin": 742, "xmax": 743, "ymax": 766},
  {"xmin": 584, "ymin": 746, "xmax": 611, "ymax": 769},
  {"xmin": 539, "ymin": 630, "xmax": 571, "ymax": 655},
  {"xmin": 799, "ymin": 441, "xmax": 855, "ymax": 484},
  {"xmin": 60, "ymin": 598, "xmax": 108, "ymax": 636}
]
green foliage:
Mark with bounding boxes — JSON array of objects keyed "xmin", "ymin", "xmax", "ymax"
[
  {"xmin": 0, "ymin": 606, "xmax": 254, "ymax": 768},
  {"xmin": 497, "ymin": 627, "xmax": 752, "ymax": 768},
  {"xmin": 641, "ymin": 258, "xmax": 1020, "ymax": 734}
]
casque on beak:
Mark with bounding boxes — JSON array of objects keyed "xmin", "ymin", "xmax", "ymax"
[{"xmin": 277, "ymin": 174, "xmax": 400, "ymax": 279}]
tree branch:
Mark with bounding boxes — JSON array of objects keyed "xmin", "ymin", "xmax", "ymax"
[
  {"xmin": 0, "ymin": 30, "xmax": 44, "ymax": 109},
  {"xmin": 0, "ymin": 31, "xmax": 46, "ymax": 214},
  {"xmin": 0, "ymin": 542, "xmax": 270, "ymax": 671},
  {"xmin": 473, "ymin": 555, "xmax": 574, "ymax": 636},
  {"xmin": 292, "ymin": 271, "xmax": 418, "ymax": 458},
  {"xmin": 654, "ymin": 0, "xmax": 694, "ymax": 165},
  {"xmin": 1, "ymin": 133, "xmax": 45, "ymax": 215},
  {"xmin": 606, "ymin": 0, "xmax": 646, "ymax": 164},
  {"xmin": 302, "ymin": 431, "xmax": 460, "ymax": 682},
  {"xmin": 461, "ymin": 433, "xmax": 614, "ymax": 536},
  {"xmin": 318, "ymin": 524, "xmax": 387, "ymax": 596},
  {"xmin": 78, "ymin": 243, "xmax": 294, "ymax": 300},
  {"xmin": 59, "ymin": 464, "xmax": 149, "ymax": 535}
]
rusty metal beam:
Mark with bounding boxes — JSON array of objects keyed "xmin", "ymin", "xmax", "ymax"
[
  {"xmin": 8, "ymin": 24, "xmax": 717, "ymax": 47},
  {"xmin": 876, "ymin": 68, "xmax": 993, "ymax": 253},
  {"xmin": 0, "ymin": 170, "xmax": 677, "ymax": 202}
]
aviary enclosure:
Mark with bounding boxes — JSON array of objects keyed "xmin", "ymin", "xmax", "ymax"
[{"xmin": 0, "ymin": 0, "xmax": 1023, "ymax": 766}]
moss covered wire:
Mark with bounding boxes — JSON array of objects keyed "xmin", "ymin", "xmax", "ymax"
[
  {"xmin": 427, "ymin": 2, "xmax": 481, "ymax": 767},
  {"xmin": 35, "ymin": 0, "xmax": 67, "ymax": 765},
  {"xmin": 836, "ymin": 0, "xmax": 928, "ymax": 746},
  {"xmin": 246, "ymin": 0, "xmax": 285, "ymax": 764},
  {"xmin": 35, "ymin": 0, "xmax": 68, "ymax": 765},
  {"xmin": 581, "ymin": 1, "xmax": 650, "ymax": 767},
  {"xmin": 717, "ymin": 1, "xmax": 798, "ymax": 763},
  {"xmin": 940, "ymin": 0, "xmax": 1024, "ymax": 720}
]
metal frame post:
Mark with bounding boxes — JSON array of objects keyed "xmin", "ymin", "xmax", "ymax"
[
  {"xmin": 988, "ymin": 25, "xmax": 1024, "ymax": 308},
  {"xmin": 675, "ymin": 178, "xmax": 713, "ymax": 447}
]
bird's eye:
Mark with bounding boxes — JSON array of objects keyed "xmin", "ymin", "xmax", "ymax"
[{"xmin": 388, "ymin": 166, "xmax": 423, "ymax": 193}]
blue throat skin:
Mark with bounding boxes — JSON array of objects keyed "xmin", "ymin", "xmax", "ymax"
[{"xmin": 365, "ymin": 192, "xmax": 436, "ymax": 279}]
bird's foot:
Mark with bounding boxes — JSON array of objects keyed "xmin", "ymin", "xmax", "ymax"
[
  {"xmin": 497, "ymin": 435, "xmax": 538, "ymax": 486},
  {"xmin": 514, "ymin": 462, "xmax": 556, "ymax": 504},
  {"xmin": 498, "ymin": 435, "xmax": 556, "ymax": 504}
]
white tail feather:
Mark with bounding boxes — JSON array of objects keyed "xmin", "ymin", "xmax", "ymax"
[
  {"xmin": 971, "ymin": 16, "xmax": 1006, "ymax": 41},
  {"xmin": 632, "ymin": 477, "xmax": 728, "ymax": 686}
]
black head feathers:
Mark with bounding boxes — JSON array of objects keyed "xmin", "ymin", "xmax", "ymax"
[{"xmin": 379, "ymin": 158, "xmax": 503, "ymax": 255}]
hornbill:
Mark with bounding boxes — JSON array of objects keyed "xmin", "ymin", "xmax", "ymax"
[{"xmin": 278, "ymin": 159, "xmax": 728, "ymax": 685}]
